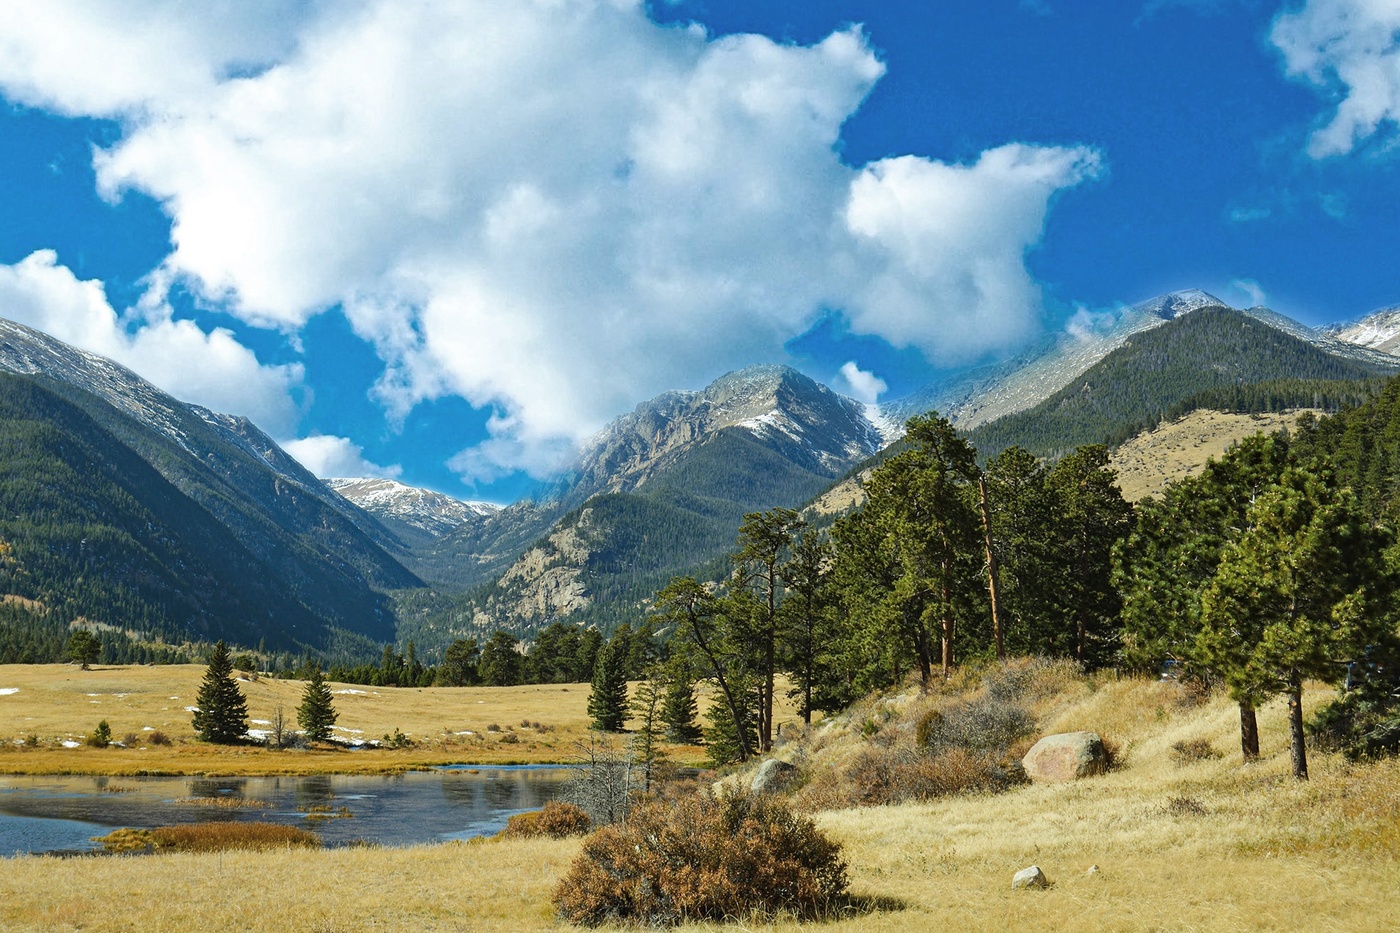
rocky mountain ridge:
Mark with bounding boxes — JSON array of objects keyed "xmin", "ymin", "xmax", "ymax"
[{"xmin": 327, "ymin": 477, "xmax": 499, "ymax": 545}]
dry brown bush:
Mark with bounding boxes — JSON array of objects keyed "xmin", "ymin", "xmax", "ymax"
[
  {"xmin": 553, "ymin": 790, "xmax": 848, "ymax": 927},
  {"xmin": 797, "ymin": 745, "xmax": 1026, "ymax": 810},
  {"xmin": 1169, "ymin": 737, "xmax": 1222, "ymax": 765},
  {"xmin": 500, "ymin": 801, "xmax": 591, "ymax": 839}
]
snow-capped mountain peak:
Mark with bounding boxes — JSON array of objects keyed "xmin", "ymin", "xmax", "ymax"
[{"xmin": 326, "ymin": 477, "xmax": 499, "ymax": 539}]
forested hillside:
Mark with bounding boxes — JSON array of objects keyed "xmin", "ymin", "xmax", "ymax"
[{"xmin": 967, "ymin": 307, "xmax": 1395, "ymax": 459}]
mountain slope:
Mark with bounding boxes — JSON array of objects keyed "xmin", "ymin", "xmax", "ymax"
[
  {"xmin": 0, "ymin": 373, "xmax": 331, "ymax": 650},
  {"xmin": 399, "ymin": 366, "xmax": 886, "ymax": 645},
  {"xmin": 326, "ymin": 477, "xmax": 499, "ymax": 548},
  {"xmin": 965, "ymin": 305, "xmax": 1396, "ymax": 459},
  {"xmin": 0, "ymin": 315, "xmax": 421, "ymax": 650},
  {"xmin": 1323, "ymin": 307, "xmax": 1400, "ymax": 356}
]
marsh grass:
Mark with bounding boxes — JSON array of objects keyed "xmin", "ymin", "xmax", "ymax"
[{"xmin": 93, "ymin": 822, "xmax": 319, "ymax": 854}]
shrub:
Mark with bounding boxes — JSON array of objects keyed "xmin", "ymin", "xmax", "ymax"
[
  {"xmin": 147, "ymin": 730, "xmax": 172, "ymax": 746},
  {"xmin": 1169, "ymin": 738, "xmax": 1222, "ymax": 765},
  {"xmin": 554, "ymin": 790, "xmax": 848, "ymax": 927},
  {"xmin": 1308, "ymin": 690, "xmax": 1400, "ymax": 760},
  {"xmin": 501, "ymin": 801, "xmax": 592, "ymax": 839},
  {"xmin": 121, "ymin": 732, "xmax": 140, "ymax": 747},
  {"xmin": 984, "ymin": 658, "xmax": 1079, "ymax": 704},
  {"xmin": 1164, "ymin": 795, "xmax": 1209, "ymax": 817},
  {"xmin": 915, "ymin": 698, "xmax": 1036, "ymax": 755},
  {"xmin": 801, "ymin": 746, "xmax": 1026, "ymax": 809},
  {"xmin": 87, "ymin": 720, "xmax": 112, "ymax": 748}
]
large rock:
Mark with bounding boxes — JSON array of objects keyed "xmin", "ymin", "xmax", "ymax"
[
  {"xmin": 1012, "ymin": 865, "xmax": 1050, "ymax": 890},
  {"xmin": 1022, "ymin": 731, "xmax": 1109, "ymax": 783},
  {"xmin": 750, "ymin": 759, "xmax": 799, "ymax": 794}
]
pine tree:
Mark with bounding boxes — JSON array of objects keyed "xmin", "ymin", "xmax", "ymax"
[
  {"xmin": 297, "ymin": 666, "xmax": 339, "ymax": 743},
  {"xmin": 629, "ymin": 673, "xmax": 667, "ymax": 794},
  {"xmin": 67, "ymin": 630, "xmax": 100, "ymax": 670},
  {"xmin": 661, "ymin": 671, "xmax": 703, "ymax": 744},
  {"xmin": 588, "ymin": 638, "xmax": 629, "ymax": 732},
  {"xmin": 192, "ymin": 640, "xmax": 248, "ymax": 744}
]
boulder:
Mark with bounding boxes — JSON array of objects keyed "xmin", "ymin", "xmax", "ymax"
[
  {"xmin": 1012, "ymin": 865, "xmax": 1049, "ymax": 890},
  {"xmin": 750, "ymin": 759, "xmax": 798, "ymax": 795},
  {"xmin": 1022, "ymin": 731, "xmax": 1109, "ymax": 783}
]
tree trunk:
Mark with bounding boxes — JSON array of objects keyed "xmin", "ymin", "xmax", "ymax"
[
  {"xmin": 940, "ymin": 569, "xmax": 954, "ymax": 679},
  {"xmin": 1239, "ymin": 698, "xmax": 1260, "ymax": 762},
  {"xmin": 978, "ymin": 476, "xmax": 1005, "ymax": 662},
  {"xmin": 1288, "ymin": 678, "xmax": 1308, "ymax": 780}
]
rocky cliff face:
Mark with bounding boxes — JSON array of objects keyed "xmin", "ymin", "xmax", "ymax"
[{"xmin": 327, "ymin": 477, "xmax": 499, "ymax": 544}]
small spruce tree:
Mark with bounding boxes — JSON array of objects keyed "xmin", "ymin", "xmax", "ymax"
[
  {"xmin": 192, "ymin": 640, "xmax": 249, "ymax": 744},
  {"xmin": 661, "ymin": 673, "xmax": 703, "ymax": 744},
  {"xmin": 588, "ymin": 640, "xmax": 629, "ymax": 732},
  {"xmin": 297, "ymin": 666, "xmax": 339, "ymax": 743}
]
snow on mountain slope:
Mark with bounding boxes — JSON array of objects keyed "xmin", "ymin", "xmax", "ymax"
[
  {"xmin": 327, "ymin": 477, "xmax": 499, "ymax": 539},
  {"xmin": 570, "ymin": 364, "xmax": 886, "ymax": 497},
  {"xmin": 1323, "ymin": 307, "xmax": 1400, "ymax": 357}
]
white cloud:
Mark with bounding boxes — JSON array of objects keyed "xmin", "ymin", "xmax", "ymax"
[
  {"xmin": 1229, "ymin": 277, "xmax": 1267, "ymax": 308},
  {"xmin": 0, "ymin": 1, "xmax": 1103, "ymax": 482},
  {"xmin": 0, "ymin": 250, "xmax": 304, "ymax": 434},
  {"xmin": 1271, "ymin": 0, "xmax": 1400, "ymax": 157},
  {"xmin": 836, "ymin": 361, "xmax": 887, "ymax": 406},
  {"xmin": 282, "ymin": 434, "xmax": 401, "ymax": 480},
  {"xmin": 843, "ymin": 145, "xmax": 1104, "ymax": 364}
]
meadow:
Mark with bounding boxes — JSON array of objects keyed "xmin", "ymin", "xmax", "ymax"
[{"xmin": 1, "ymin": 661, "xmax": 1395, "ymax": 931}]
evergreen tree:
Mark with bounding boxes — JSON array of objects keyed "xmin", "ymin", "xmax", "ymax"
[
  {"xmin": 1197, "ymin": 467, "xmax": 1396, "ymax": 780},
  {"xmin": 67, "ymin": 630, "xmax": 100, "ymax": 670},
  {"xmin": 588, "ymin": 637, "xmax": 629, "ymax": 732},
  {"xmin": 297, "ymin": 666, "xmax": 339, "ymax": 743},
  {"xmin": 1048, "ymin": 445, "xmax": 1133, "ymax": 666},
  {"xmin": 192, "ymin": 640, "xmax": 248, "ymax": 744},
  {"xmin": 436, "ymin": 637, "xmax": 480, "ymax": 686},
  {"xmin": 732, "ymin": 507, "xmax": 801, "ymax": 752},
  {"xmin": 704, "ymin": 687, "xmax": 757, "ymax": 766},
  {"xmin": 629, "ymin": 671, "xmax": 667, "ymax": 794},
  {"xmin": 661, "ymin": 671, "xmax": 703, "ymax": 744},
  {"xmin": 478, "ymin": 630, "xmax": 524, "ymax": 686},
  {"xmin": 778, "ymin": 527, "xmax": 843, "ymax": 723}
]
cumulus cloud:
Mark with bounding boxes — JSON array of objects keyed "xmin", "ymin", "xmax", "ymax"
[
  {"xmin": 283, "ymin": 434, "xmax": 402, "ymax": 480},
  {"xmin": 0, "ymin": 1, "xmax": 1103, "ymax": 482},
  {"xmin": 1271, "ymin": 0, "xmax": 1400, "ymax": 157},
  {"xmin": 0, "ymin": 250, "xmax": 304, "ymax": 434},
  {"xmin": 835, "ymin": 361, "xmax": 887, "ymax": 406}
]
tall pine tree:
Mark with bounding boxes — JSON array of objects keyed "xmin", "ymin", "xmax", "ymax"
[
  {"xmin": 588, "ymin": 637, "xmax": 629, "ymax": 732},
  {"xmin": 192, "ymin": 640, "xmax": 248, "ymax": 744}
]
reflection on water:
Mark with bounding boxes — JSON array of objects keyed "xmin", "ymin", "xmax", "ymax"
[{"xmin": 0, "ymin": 766, "xmax": 572, "ymax": 856}]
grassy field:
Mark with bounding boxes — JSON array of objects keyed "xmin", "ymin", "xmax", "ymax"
[
  {"xmin": 2, "ymin": 663, "xmax": 1396, "ymax": 931},
  {"xmin": 1108, "ymin": 409, "xmax": 1313, "ymax": 501},
  {"xmin": 0, "ymin": 663, "xmax": 756, "ymax": 774}
]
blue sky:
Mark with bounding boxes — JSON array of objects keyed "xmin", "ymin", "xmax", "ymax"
[{"xmin": 0, "ymin": 1, "xmax": 1396, "ymax": 502}]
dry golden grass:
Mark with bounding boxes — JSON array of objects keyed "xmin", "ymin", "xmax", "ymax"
[
  {"xmin": 1109, "ymin": 409, "xmax": 1317, "ymax": 501},
  {"xmin": 0, "ymin": 663, "xmax": 734, "ymax": 774},
  {"xmin": 2, "ymin": 664, "xmax": 1395, "ymax": 931}
]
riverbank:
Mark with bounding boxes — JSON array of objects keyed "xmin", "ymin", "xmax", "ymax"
[{"xmin": 0, "ymin": 664, "xmax": 718, "ymax": 775}]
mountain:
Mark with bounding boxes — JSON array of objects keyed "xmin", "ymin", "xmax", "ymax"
[
  {"xmin": 881, "ymin": 290, "xmax": 1226, "ymax": 432},
  {"xmin": 1322, "ymin": 307, "xmax": 1400, "ymax": 356},
  {"xmin": 0, "ymin": 315, "xmax": 420, "ymax": 653},
  {"xmin": 965, "ymin": 304, "xmax": 1396, "ymax": 460},
  {"xmin": 326, "ymin": 477, "xmax": 500, "ymax": 547},
  {"xmin": 397, "ymin": 365, "xmax": 887, "ymax": 645}
]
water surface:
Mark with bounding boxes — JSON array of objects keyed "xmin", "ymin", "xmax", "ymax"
[{"xmin": 0, "ymin": 766, "xmax": 571, "ymax": 856}]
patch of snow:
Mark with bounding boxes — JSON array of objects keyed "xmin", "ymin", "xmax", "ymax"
[
  {"xmin": 251, "ymin": 719, "xmax": 272, "ymax": 725},
  {"xmin": 184, "ymin": 706, "xmax": 200, "ymax": 712},
  {"xmin": 61, "ymin": 740, "xmax": 81, "ymax": 748},
  {"xmin": 246, "ymin": 729, "xmax": 270, "ymax": 740},
  {"xmin": 0, "ymin": 688, "xmax": 18, "ymax": 696},
  {"xmin": 454, "ymin": 731, "xmax": 474, "ymax": 736},
  {"xmin": 335, "ymin": 688, "xmax": 368, "ymax": 695},
  {"xmin": 142, "ymin": 726, "xmax": 154, "ymax": 731},
  {"xmin": 86, "ymin": 693, "xmax": 100, "ymax": 697}
]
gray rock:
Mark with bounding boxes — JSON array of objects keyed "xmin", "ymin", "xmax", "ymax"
[
  {"xmin": 1012, "ymin": 865, "xmax": 1049, "ymax": 890},
  {"xmin": 750, "ymin": 758, "xmax": 798, "ymax": 794},
  {"xmin": 1022, "ymin": 731, "xmax": 1109, "ymax": 783}
]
